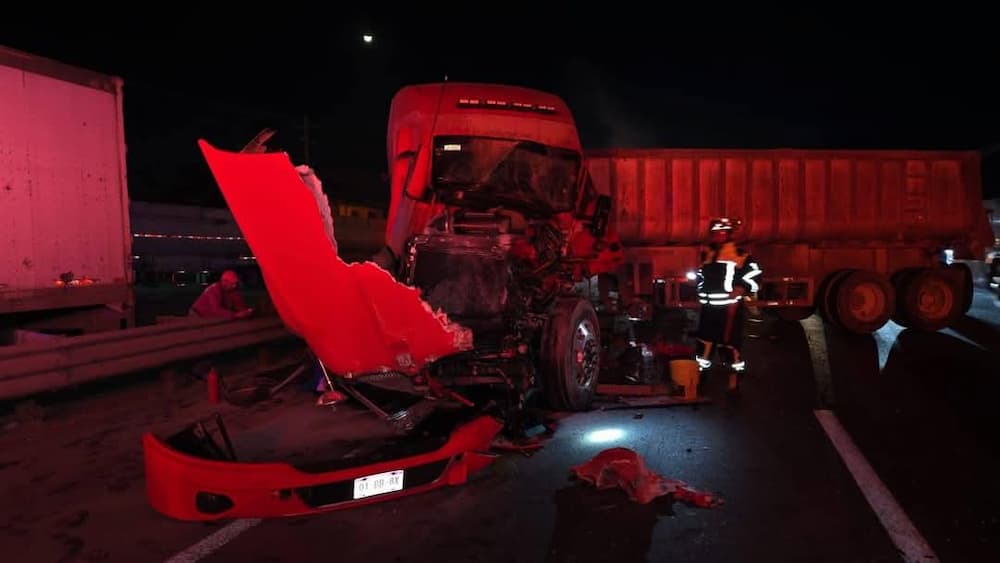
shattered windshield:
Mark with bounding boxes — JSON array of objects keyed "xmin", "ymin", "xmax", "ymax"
[{"xmin": 431, "ymin": 136, "xmax": 581, "ymax": 214}]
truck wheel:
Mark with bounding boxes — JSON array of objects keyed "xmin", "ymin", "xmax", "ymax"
[
  {"xmin": 899, "ymin": 268, "xmax": 961, "ymax": 332},
  {"xmin": 889, "ymin": 268, "xmax": 920, "ymax": 327},
  {"xmin": 817, "ymin": 270, "xmax": 853, "ymax": 326},
  {"xmin": 947, "ymin": 262, "xmax": 973, "ymax": 315},
  {"xmin": 831, "ymin": 270, "xmax": 894, "ymax": 334},
  {"xmin": 541, "ymin": 298, "xmax": 601, "ymax": 411}
]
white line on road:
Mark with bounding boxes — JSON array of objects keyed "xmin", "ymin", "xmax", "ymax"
[
  {"xmin": 164, "ymin": 518, "xmax": 262, "ymax": 563},
  {"xmin": 814, "ymin": 409, "xmax": 940, "ymax": 563}
]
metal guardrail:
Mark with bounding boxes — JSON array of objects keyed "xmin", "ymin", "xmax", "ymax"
[{"xmin": 0, "ymin": 315, "xmax": 294, "ymax": 401}]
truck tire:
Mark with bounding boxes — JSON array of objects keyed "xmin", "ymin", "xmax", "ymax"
[
  {"xmin": 817, "ymin": 269, "xmax": 853, "ymax": 326},
  {"xmin": 889, "ymin": 268, "xmax": 920, "ymax": 327},
  {"xmin": 541, "ymin": 298, "xmax": 601, "ymax": 411},
  {"xmin": 830, "ymin": 270, "xmax": 894, "ymax": 334},
  {"xmin": 898, "ymin": 268, "xmax": 961, "ymax": 332},
  {"xmin": 947, "ymin": 262, "xmax": 974, "ymax": 315}
]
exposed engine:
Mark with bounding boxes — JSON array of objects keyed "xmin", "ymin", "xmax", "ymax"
[{"xmin": 396, "ymin": 207, "xmax": 574, "ymax": 430}]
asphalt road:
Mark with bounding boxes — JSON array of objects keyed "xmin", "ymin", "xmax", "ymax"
[{"xmin": 0, "ymin": 289, "xmax": 996, "ymax": 562}]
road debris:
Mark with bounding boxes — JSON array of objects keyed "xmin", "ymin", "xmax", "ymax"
[{"xmin": 570, "ymin": 447, "xmax": 723, "ymax": 507}]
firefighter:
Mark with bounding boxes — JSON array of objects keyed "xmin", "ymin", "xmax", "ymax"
[{"xmin": 693, "ymin": 218, "xmax": 762, "ymax": 393}]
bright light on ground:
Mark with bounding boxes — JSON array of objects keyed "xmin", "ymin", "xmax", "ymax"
[
  {"xmin": 585, "ymin": 428, "xmax": 625, "ymax": 444},
  {"xmin": 362, "ymin": 34, "xmax": 374, "ymax": 44}
]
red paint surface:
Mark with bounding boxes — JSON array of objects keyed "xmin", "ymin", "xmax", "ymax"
[
  {"xmin": 143, "ymin": 415, "xmax": 502, "ymax": 521},
  {"xmin": 585, "ymin": 149, "xmax": 989, "ymax": 253},
  {"xmin": 384, "ymin": 82, "xmax": 583, "ymax": 258},
  {"xmin": 572, "ymin": 447, "xmax": 722, "ymax": 508},
  {"xmin": 198, "ymin": 140, "xmax": 471, "ymax": 376}
]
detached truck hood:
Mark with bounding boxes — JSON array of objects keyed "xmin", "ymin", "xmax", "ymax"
[{"xmin": 197, "ymin": 140, "xmax": 471, "ymax": 376}]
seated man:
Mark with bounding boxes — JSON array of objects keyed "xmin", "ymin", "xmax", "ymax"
[{"xmin": 189, "ymin": 270, "xmax": 254, "ymax": 319}]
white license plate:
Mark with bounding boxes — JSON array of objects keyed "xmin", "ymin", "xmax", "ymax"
[{"xmin": 353, "ymin": 470, "xmax": 404, "ymax": 499}]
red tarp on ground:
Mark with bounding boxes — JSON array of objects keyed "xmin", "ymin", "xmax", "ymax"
[{"xmin": 198, "ymin": 140, "xmax": 471, "ymax": 376}]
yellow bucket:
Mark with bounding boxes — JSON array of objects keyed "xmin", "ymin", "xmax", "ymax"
[{"xmin": 669, "ymin": 359, "xmax": 700, "ymax": 400}]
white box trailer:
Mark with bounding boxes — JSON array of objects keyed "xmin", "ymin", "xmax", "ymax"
[{"xmin": 0, "ymin": 45, "xmax": 133, "ymax": 337}]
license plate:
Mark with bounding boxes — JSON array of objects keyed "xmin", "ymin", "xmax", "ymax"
[{"xmin": 353, "ymin": 470, "xmax": 404, "ymax": 499}]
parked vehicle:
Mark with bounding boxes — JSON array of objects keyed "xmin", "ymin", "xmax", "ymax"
[
  {"xmin": 590, "ymin": 148, "xmax": 993, "ymax": 333},
  {"xmin": 0, "ymin": 45, "xmax": 133, "ymax": 338}
]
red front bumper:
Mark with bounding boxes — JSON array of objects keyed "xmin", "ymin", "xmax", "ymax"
[{"xmin": 143, "ymin": 415, "xmax": 503, "ymax": 521}]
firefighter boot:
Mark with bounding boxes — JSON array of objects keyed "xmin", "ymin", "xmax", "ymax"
[{"xmin": 695, "ymin": 339, "xmax": 713, "ymax": 373}]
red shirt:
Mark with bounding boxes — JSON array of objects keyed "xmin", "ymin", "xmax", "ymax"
[{"xmin": 189, "ymin": 282, "xmax": 247, "ymax": 319}]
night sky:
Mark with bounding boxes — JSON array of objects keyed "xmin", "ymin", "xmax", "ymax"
[{"xmin": 5, "ymin": 8, "xmax": 999, "ymax": 207}]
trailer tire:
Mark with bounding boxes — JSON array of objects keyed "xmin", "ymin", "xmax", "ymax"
[
  {"xmin": 948, "ymin": 262, "xmax": 973, "ymax": 315},
  {"xmin": 889, "ymin": 268, "xmax": 920, "ymax": 327},
  {"xmin": 817, "ymin": 269, "xmax": 853, "ymax": 326},
  {"xmin": 828, "ymin": 270, "xmax": 894, "ymax": 334},
  {"xmin": 898, "ymin": 268, "xmax": 962, "ymax": 332},
  {"xmin": 541, "ymin": 298, "xmax": 601, "ymax": 412}
]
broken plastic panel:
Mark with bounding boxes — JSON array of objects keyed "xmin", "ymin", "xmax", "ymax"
[
  {"xmin": 197, "ymin": 140, "xmax": 472, "ymax": 376},
  {"xmin": 571, "ymin": 447, "xmax": 722, "ymax": 507}
]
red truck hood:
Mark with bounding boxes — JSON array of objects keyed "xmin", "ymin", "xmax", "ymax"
[{"xmin": 198, "ymin": 140, "xmax": 471, "ymax": 376}]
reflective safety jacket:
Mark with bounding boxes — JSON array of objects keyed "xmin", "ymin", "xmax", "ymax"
[{"xmin": 696, "ymin": 241, "xmax": 762, "ymax": 306}]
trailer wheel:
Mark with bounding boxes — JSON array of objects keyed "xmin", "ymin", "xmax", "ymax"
[
  {"xmin": 898, "ymin": 268, "xmax": 962, "ymax": 332},
  {"xmin": 541, "ymin": 298, "xmax": 601, "ymax": 411},
  {"xmin": 830, "ymin": 270, "xmax": 894, "ymax": 334},
  {"xmin": 889, "ymin": 268, "xmax": 920, "ymax": 327},
  {"xmin": 948, "ymin": 262, "xmax": 974, "ymax": 315},
  {"xmin": 817, "ymin": 269, "xmax": 853, "ymax": 326}
]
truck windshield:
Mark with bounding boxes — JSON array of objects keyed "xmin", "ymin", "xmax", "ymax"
[{"xmin": 431, "ymin": 136, "xmax": 581, "ymax": 214}]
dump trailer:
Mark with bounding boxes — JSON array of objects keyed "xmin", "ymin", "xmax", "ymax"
[
  {"xmin": 589, "ymin": 149, "xmax": 994, "ymax": 333},
  {"xmin": 0, "ymin": 45, "xmax": 133, "ymax": 340}
]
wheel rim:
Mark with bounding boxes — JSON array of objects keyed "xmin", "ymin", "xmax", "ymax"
[
  {"xmin": 847, "ymin": 281, "xmax": 886, "ymax": 323},
  {"xmin": 572, "ymin": 319, "xmax": 600, "ymax": 389},
  {"xmin": 916, "ymin": 278, "xmax": 954, "ymax": 320}
]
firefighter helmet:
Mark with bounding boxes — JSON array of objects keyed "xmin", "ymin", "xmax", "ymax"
[{"xmin": 708, "ymin": 217, "xmax": 740, "ymax": 234}]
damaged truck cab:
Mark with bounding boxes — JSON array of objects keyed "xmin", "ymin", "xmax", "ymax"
[{"xmin": 379, "ymin": 83, "xmax": 624, "ymax": 414}]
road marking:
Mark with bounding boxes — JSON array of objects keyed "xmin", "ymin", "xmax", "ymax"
[
  {"xmin": 814, "ymin": 410, "xmax": 939, "ymax": 563},
  {"xmin": 800, "ymin": 315, "xmax": 835, "ymax": 408},
  {"xmin": 164, "ymin": 518, "xmax": 261, "ymax": 563}
]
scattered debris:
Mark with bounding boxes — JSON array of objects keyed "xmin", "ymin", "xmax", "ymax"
[
  {"xmin": 315, "ymin": 390, "xmax": 347, "ymax": 407},
  {"xmin": 596, "ymin": 383, "xmax": 670, "ymax": 397},
  {"xmin": 491, "ymin": 421, "xmax": 557, "ymax": 456},
  {"xmin": 571, "ymin": 447, "xmax": 722, "ymax": 507},
  {"xmin": 599, "ymin": 395, "xmax": 711, "ymax": 410},
  {"xmin": 491, "ymin": 436, "xmax": 545, "ymax": 455},
  {"xmin": 595, "ymin": 359, "xmax": 709, "ymax": 410}
]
